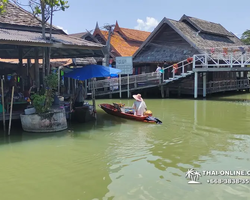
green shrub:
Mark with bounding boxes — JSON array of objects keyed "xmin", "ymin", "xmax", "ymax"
[{"xmin": 31, "ymin": 73, "xmax": 58, "ymax": 114}]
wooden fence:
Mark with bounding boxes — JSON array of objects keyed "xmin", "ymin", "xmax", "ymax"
[{"xmin": 88, "ymin": 72, "xmax": 162, "ymax": 96}]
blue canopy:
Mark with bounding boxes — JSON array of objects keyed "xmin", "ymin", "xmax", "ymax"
[{"xmin": 64, "ymin": 64, "xmax": 121, "ymax": 81}]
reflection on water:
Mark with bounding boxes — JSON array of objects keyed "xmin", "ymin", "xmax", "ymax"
[{"xmin": 1, "ymin": 95, "xmax": 250, "ymax": 200}]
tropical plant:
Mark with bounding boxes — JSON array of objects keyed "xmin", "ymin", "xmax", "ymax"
[
  {"xmin": 241, "ymin": 30, "xmax": 250, "ymax": 45},
  {"xmin": 31, "ymin": 73, "xmax": 58, "ymax": 114},
  {"xmin": 30, "ymin": 0, "xmax": 69, "ymax": 39},
  {"xmin": 0, "ymin": 0, "xmax": 8, "ymax": 14},
  {"xmin": 31, "ymin": 93, "xmax": 47, "ymax": 113},
  {"xmin": 12, "ymin": 0, "xmax": 69, "ymax": 79}
]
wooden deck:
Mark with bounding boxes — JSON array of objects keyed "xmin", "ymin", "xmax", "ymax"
[{"xmin": 0, "ymin": 111, "xmax": 23, "ymax": 121}]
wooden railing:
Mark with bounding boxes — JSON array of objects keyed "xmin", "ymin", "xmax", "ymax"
[
  {"xmin": 88, "ymin": 72, "xmax": 162, "ymax": 95},
  {"xmin": 193, "ymin": 53, "xmax": 250, "ymax": 68},
  {"xmin": 162, "ymin": 59, "xmax": 193, "ymax": 81},
  {"xmin": 207, "ymin": 79, "xmax": 249, "ymax": 93}
]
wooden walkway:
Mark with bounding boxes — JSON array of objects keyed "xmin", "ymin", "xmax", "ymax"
[{"xmin": 88, "ymin": 52, "xmax": 250, "ymax": 98}]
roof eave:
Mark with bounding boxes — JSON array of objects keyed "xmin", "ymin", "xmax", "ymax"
[
  {"xmin": 133, "ymin": 17, "xmax": 167, "ymax": 59},
  {"xmin": 133, "ymin": 17, "xmax": 203, "ymax": 59}
]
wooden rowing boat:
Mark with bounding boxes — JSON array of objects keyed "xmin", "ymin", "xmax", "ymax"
[{"xmin": 98, "ymin": 103, "xmax": 162, "ymax": 124}]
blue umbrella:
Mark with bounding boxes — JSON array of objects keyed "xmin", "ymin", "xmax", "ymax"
[{"xmin": 64, "ymin": 64, "xmax": 121, "ymax": 81}]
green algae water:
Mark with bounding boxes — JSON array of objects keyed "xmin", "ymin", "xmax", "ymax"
[{"xmin": 1, "ymin": 94, "xmax": 250, "ymax": 200}]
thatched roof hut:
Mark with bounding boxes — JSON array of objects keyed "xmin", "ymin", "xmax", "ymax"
[{"xmin": 133, "ymin": 15, "xmax": 246, "ymax": 63}]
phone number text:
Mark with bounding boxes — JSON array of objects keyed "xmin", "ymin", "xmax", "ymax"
[{"xmin": 207, "ymin": 179, "xmax": 250, "ymax": 184}]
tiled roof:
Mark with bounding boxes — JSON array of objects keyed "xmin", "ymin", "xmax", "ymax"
[
  {"xmin": 133, "ymin": 16, "xmax": 245, "ymax": 62},
  {"xmin": 168, "ymin": 19, "xmax": 243, "ymax": 50},
  {"xmin": 92, "ymin": 24, "xmax": 150, "ymax": 57},
  {"xmin": 181, "ymin": 15, "xmax": 234, "ymax": 37},
  {"xmin": 119, "ymin": 28, "xmax": 150, "ymax": 42},
  {"xmin": 100, "ymin": 30, "xmax": 140, "ymax": 57},
  {"xmin": 0, "ymin": 2, "xmax": 59, "ymax": 31}
]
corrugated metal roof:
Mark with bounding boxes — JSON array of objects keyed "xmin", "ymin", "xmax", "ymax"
[
  {"xmin": 0, "ymin": 28, "xmax": 104, "ymax": 48},
  {"xmin": 0, "ymin": 28, "xmax": 48, "ymax": 43},
  {"xmin": 69, "ymin": 32, "xmax": 88, "ymax": 38},
  {"xmin": 52, "ymin": 34, "xmax": 103, "ymax": 47},
  {"xmin": 0, "ymin": 58, "xmax": 72, "ymax": 65}
]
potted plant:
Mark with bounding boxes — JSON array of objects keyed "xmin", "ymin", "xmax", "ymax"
[
  {"xmin": 31, "ymin": 73, "xmax": 58, "ymax": 114},
  {"xmin": 20, "ymin": 73, "xmax": 68, "ymax": 132}
]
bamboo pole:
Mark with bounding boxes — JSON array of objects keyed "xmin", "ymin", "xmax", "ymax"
[
  {"xmin": 1, "ymin": 79, "xmax": 6, "ymax": 132},
  {"xmin": 8, "ymin": 86, "xmax": 14, "ymax": 136},
  {"xmin": 91, "ymin": 79, "xmax": 96, "ymax": 119}
]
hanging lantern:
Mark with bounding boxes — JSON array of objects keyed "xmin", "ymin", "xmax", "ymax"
[
  {"xmin": 210, "ymin": 48, "xmax": 215, "ymax": 54},
  {"xmin": 223, "ymin": 48, "xmax": 228, "ymax": 55},
  {"xmin": 187, "ymin": 57, "xmax": 193, "ymax": 63}
]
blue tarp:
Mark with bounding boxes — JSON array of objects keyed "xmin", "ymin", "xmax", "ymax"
[{"xmin": 64, "ymin": 64, "xmax": 121, "ymax": 81}]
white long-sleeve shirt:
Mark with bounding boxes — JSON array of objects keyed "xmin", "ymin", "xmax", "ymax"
[{"xmin": 132, "ymin": 101, "xmax": 147, "ymax": 116}]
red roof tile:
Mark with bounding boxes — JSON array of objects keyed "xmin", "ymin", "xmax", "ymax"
[
  {"xmin": 93, "ymin": 23, "xmax": 150, "ymax": 57},
  {"xmin": 100, "ymin": 30, "xmax": 140, "ymax": 57},
  {"xmin": 119, "ymin": 28, "xmax": 150, "ymax": 42}
]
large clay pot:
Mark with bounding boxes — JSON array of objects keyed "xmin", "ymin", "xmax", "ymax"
[{"xmin": 20, "ymin": 108, "xmax": 67, "ymax": 132}]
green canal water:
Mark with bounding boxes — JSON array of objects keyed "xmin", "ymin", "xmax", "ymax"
[{"xmin": 1, "ymin": 94, "xmax": 250, "ymax": 200}]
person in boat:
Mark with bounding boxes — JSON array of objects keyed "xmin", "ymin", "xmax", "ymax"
[
  {"xmin": 132, "ymin": 94, "xmax": 147, "ymax": 117},
  {"xmin": 73, "ymin": 81, "xmax": 86, "ymax": 108}
]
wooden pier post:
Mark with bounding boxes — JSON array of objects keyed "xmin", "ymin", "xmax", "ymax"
[
  {"xmin": 194, "ymin": 72, "xmax": 198, "ymax": 98},
  {"xmin": 127, "ymin": 74, "xmax": 130, "ymax": 98},
  {"xmin": 68, "ymin": 78, "xmax": 71, "ymax": 95},
  {"xmin": 35, "ymin": 48, "xmax": 40, "ymax": 90},
  {"xmin": 1, "ymin": 79, "xmax": 6, "ymax": 132},
  {"xmin": 161, "ymin": 85, "xmax": 164, "ymax": 98},
  {"xmin": 178, "ymin": 86, "xmax": 181, "ymax": 97},
  {"xmin": 203, "ymin": 72, "xmax": 206, "ymax": 98},
  {"xmin": 91, "ymin": 79, "xmax": 97, "ymax": 119},
  {"xmin": 165, "ymin": 88, "xmax": 169, "ymax": 98},
  {"xmin": 119, "ymin": 74, "xmax": 122, "ymax": 99},
  {"xmin": 58, "ymin": 66, "xmax": 61, "ymax": 94},
  {"xmin": 8, "ymin": 86, "xmax": 14, "ymax": 135}
]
